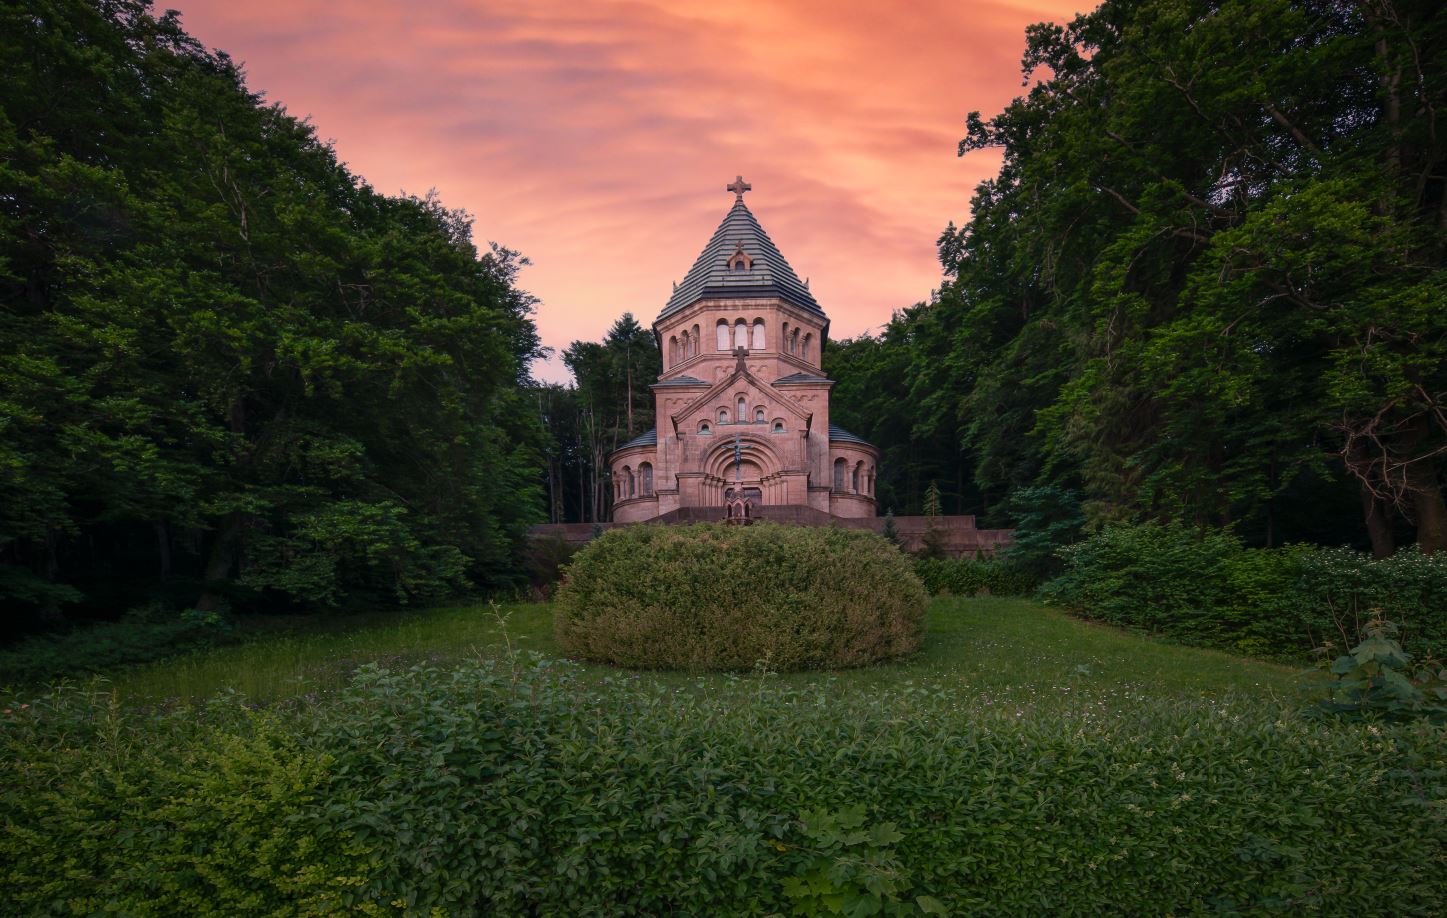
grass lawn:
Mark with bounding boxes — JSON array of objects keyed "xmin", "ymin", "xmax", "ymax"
[
  {"xmin": 108, "ymin": 596, "xmax": 1300, "ymax": 707},
  {"xmin": 10, "ymin": 597, "xmax": 1441, "ymax": 915}
]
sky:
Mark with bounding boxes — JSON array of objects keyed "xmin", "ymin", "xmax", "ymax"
[{"xmin": 170, "ymin": 0, "xmax": 1083, "ymax": 383}]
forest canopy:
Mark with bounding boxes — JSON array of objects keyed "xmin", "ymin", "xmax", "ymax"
[
  {"xmin": 825, "ymin": 0, "xmax": 1446, "ymax": 555},
  {"xmin": 0, "ymin": 0, "xmax": 546, "ymax": 632}
]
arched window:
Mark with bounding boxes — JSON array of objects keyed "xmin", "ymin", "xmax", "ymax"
[
  {"xmin": 668, "ymin": 336, "xmax": 678, "ymax": 366},
  {"xmin": 833, "ymin": 458, "xmax": 846, "ymax": 491},
  {"xmin": 751, "ymin": 319, "xmax": 765, "ymax": 349},
  {"xmin": 692, "ymin": 324, "xmax": 701, "ymax": 356},
  {"xmin": 718, "ymin": 407, "xmax": 729, "ymax": 424},
  {"xmin": 772, "ymin": 419, "xmax": 785, "ymax": 433},
  {"xmin": 624, "ymin": 466, "xmax": 635, "ymax": 499},
  {"xmin": 782, "ymin": 323, "xmax": 791, "ymax": 353},
  {"xmin": 699, "ymin": 422, "xmax": 712, "ymax": 435},
  {"xmin": 852, "ymin": 461, "xmax": 862, "ymax": 493},
  {"xmin": 754, "ymin": 407, "xmax": 765, "ymax": 422},
  {"xmin": 737, "ymin": 396, "xmax": 747, "ymax": 421},
  {"xmin": 716, "ymin": 320, "xmax": 730, "ymax": 351},
  {"xmin": 734, "ymin": 319, "xmax": 748, "ymax": 351},
  {"xmin": 802, "ymin": 333, "xmax": 813, "ymax": 362},
  {"xmin": 791, "ymin": 328, "xmax": 800, "ymax": 355},
  {"xmin": 639, "ymin": 462, "xmax": 653, "ymax": 496}
]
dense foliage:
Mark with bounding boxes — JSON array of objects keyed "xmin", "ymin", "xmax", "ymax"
[
  {"xmin": 4, "ymin": 658, "xmax": 1444, "ymax": 914},
  {"xmin": 1047, "ymin": 523, "xmax": 1447, "ymax": 658},
  {"xmin": 912, "ymin": 557, "xmax": 1036, "ymax": 597},
  {"xmin": 0, "ymin": 0, "xmax": 546, "ymax": 635},
  {"xmin": 556, "ymin": 523, "xmax": 926, "ymax": 670},
  {"xmin": 533, "ymin": 313, "xmax": 661, "ymax": 524},
  {"xmin": 0, "ymin": 607, "xmax": 236, "ymax": 686},
  {"xmin": 826, "ymin": 0, "xmax": 1447, "ymax": 555}
]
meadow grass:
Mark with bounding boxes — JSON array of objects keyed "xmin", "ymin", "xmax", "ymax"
[{"xmin": 105, "ymin": 596, "xmax": 1299, "ymax": 706}]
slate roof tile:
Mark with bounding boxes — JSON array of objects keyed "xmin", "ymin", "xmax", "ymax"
[{"xmin": 658, "ymin": 199, "xmax": 822, "ymax": 320}]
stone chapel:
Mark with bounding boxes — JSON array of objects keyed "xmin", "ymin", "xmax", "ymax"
[{"xmin": 609, "ymin": 177, "xmax": 880, "ymax": 524}]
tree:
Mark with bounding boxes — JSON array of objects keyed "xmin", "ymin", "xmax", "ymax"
[
  {"xmin": 0, "ymin": 0, "xmax": 546, "ymax": 631},
  {"xmin": 560, "ymin": 314, "xmax": 661, "ymax": 523},
  {"xmin": 932, "ymin": 0, "xmax": 1446, "ymax": 552}
]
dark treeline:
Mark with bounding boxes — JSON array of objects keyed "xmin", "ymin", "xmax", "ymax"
[
  {"xmin": 826, "ymin": 0, "xmax": 1446, "ymax": 554},
  {"xmin": 534, "ymin": 314, "xmax": 660, "ymax": 525},
  {"xmin": 1, "ymin": 0, "xmax": 546, "ymax": 636}
]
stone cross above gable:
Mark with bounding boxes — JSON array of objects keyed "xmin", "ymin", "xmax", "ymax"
[{"xmin": 727, "ymin": 175, "xmax": 751, "ymax": 201}]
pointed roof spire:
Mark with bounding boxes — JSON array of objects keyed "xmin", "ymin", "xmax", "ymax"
[{"xmin": 658, "ymin": 178, "xmax": 822, "ymax": 320}]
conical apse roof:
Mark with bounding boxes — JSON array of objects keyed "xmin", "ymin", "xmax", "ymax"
[{"xmin": 658, "ymin": 190, "xmax": 822, "ymax": 321}]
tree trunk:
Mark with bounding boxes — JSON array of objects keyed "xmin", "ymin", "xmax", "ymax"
[
  {"xmin": 1359, "ymin": 482, "xmax": 1396, "ymax": 559},
  {"xmin": 625, "ymin": 362, "xmax": 634, "ymax": 437},
  {"xmin": 155, "ymin": 521, "xmax": 172, "ymax": 580},
  {"xmin": 33, "ymin": 529, "xmax": 67, "ymax": 628},
  {"xmin": 1407, "ymin": 460, "xmax": 1447, "ymax": 554},
  {"xmin": 195, "ymin": 512, "xmax": 242, "ymax": 611}
]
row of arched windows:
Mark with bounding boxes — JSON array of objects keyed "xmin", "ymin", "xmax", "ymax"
[
  {"xmin": 615, "ymin": 462, "xmax": 653, "ymax": 501},
  {"xmin": 833, "ymin": 458, "xmax": 875, "ymax": 496},
  {"xmin": 698, "ymin": 415, "xmax": 786, "ymax": 435},
  {"xmin": 704, "ymin": 394, "xmax": 789, "ymax": 431},
  {"xmin": 668, "ymin": 324, "xmax": 702, "ymax": 365},
  {"xmin": 671, "ymin": 318, "xmax": 817, "ymax": 368},
  {"xmin": 781, "ymin": 323, "xmax": 812, "ymax": 361},
  {"xmin": 714, "ymin": 318, "xmax": 765, "ymax": 353}
]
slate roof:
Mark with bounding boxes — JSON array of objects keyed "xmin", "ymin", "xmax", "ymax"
[
  {"xmin": 773, "ymin": 372, "xmax": 833, "ymax": 385},
  {"xmin": 828, "ymin": 423, "xmax": 873, "ymax": 447},
  {"xmin": 659, "ymin": 199, "xmax": 822, "ymax": 321},
  {"xmin": 617, "ymin": 429, "xmax": 657, "ymax": 450},
  {"xmin": 651, "ymin": 375, "xmax": 707, "ymax": 388}
]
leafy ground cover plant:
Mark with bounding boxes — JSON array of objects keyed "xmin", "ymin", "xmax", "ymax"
[
  {"xmin": 1303, "ymin": 616, "xmax": 1447, "ymax": 724},
  {"xmin": 556, "ymin": 523, "xmax": 926, "ymax": 670},
  {"xmin": 3, "ymin": 656, "xmax": 1444, "ymax": 914}
]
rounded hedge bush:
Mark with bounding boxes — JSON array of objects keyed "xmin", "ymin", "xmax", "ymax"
[{"xmin": 555, "ymin": 522, "xmax": 926, "ymax": 670}]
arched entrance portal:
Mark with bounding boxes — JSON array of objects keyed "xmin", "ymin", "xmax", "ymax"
[{"xmin": 711, "ymin": 433, "xmax": 778, "ymax": 515}]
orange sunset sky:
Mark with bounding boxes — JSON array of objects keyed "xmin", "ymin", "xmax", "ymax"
[{"xmin": 171, "ymin": 1, "xmax": 1084, "ymax": 383}]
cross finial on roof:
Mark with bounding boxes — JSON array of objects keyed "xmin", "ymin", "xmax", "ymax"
[{"xmin": 727, "ymin": 175, "xmax": 751, "ymax": 202}]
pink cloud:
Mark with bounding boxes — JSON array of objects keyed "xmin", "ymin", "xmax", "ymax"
[{"xmin": 171, "ymin": 0, "xmax": 1084, "ymax": 381}]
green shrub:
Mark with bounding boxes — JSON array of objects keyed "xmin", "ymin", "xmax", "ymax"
[
  {"xmin": 4, "ymin": 660, "xmax": 1445, "ymax": 914},
  {"xmin": 1045, "ymin": 524, "xmax": 1447, "ymax": 660},
  {"xmin": 1295, "ymin": 546, "xmax": 1447, "ymax": 654},
  {"xmin": 555, "ymin": 523, "xmax": 926, "ymax": 671},
  {"xmin": 913, "ymin": 557, "xmax": 1036, "ymax": 597},
  {"xmin": 0, "ymin": 609, "xmax": 237, "ymax": 687}
]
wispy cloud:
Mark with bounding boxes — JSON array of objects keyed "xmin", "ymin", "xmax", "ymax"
[{"xmin": 173, "ymin": 0, "xmax": 1083, "ymax": 381}]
